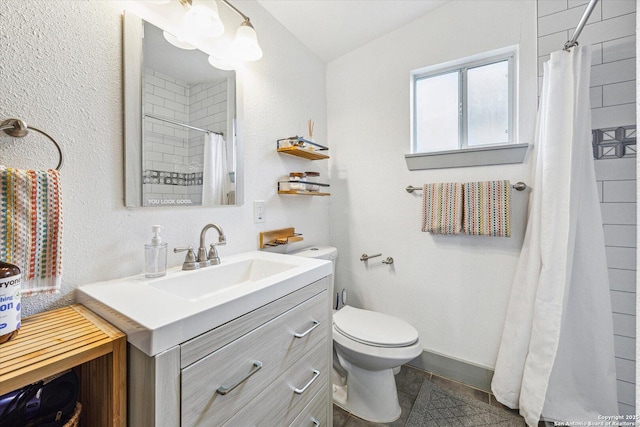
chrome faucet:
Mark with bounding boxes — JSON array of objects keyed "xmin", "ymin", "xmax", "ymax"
[{"xmin": 198, "ymin": 223, "xmax": 226, "ymax": 267}]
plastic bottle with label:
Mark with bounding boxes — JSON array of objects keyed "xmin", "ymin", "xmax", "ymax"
[{"xmin": 0, "ymin": 260, "xmax": 21, "ymax": 344}]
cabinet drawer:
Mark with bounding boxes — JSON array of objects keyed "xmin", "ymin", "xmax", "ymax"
[
  {"xmin": 223, "ymin": 340, "xmax": 328, "ymax": 427},
  {"xmin": 181, "ymin": 290, "xmax": 328, "ymax": 426},
  {"xmin": 181, "ymin": 278, "xmax": 328, "ymax": 368},
  {"xmin": 289, "ymin": 387, "xmax": 328, "ymax": 427}
]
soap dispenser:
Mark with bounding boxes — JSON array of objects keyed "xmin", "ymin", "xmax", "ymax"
[{"xmin": 145, "ymin": 225, "xmax": 168, "ymax": 278}]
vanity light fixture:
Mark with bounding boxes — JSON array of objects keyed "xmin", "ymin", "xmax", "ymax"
[
  {"xmin": 208, "ymin": 55, "xmax": 236, "ymax": 71},
  {"xmin": 181, "ymin": 0, "xmax": 225, "ymax": 38},
  {"xmin": 157, "ymin": 0, "xmax": 263, "ymax": 66},
  {"xmin": 162, "ymin": 31, "xmax": 197, "ymax": 50},
  {"xmin": 221, "ymin": 0, "xmax": 263, "ymax": 61}
]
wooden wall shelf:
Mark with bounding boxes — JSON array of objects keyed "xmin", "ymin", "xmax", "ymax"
[
  {"xmin": 277, "ymin": 136, "xmax": 330, "ymax": 194},
  {"xmin": 278, "ymin": 190, "xmax": 330, "ymax": 196},
  {"xmin": 0, "ymin": 304, "xmax": 126, "ymax": 426},
  {"xmin": 277, "ymin": 146, "xmax": 329, "ymax": 160},
  {"xmin": 259, "ymin": 227, "xmax": 304, "ymax": 248}
]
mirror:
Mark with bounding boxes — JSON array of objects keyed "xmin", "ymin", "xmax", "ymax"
[{"xmin": 124, "ymin": 12, "xmax": 239, "ymax": 207}]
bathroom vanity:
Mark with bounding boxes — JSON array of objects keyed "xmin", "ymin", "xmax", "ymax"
[{"xmin": 77, "ymin": 251, "xmax": 333, "ymax": 427}]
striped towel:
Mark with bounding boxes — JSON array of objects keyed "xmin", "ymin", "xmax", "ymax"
[
  {"xmin": 463, "ymin": 180, "xmax": 511, "ymax": 237},
  {"xmin": 422, "ymin": 182, "xmax": 463, "ymax": 234},
  {"xmin": 0, "ymin": 166, "xmax": 63, "ymax": 295}
]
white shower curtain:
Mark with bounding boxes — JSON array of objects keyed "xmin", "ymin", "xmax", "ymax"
[
  {"xmin": 491, "ymin": 46, "xmax": 618, "ymax": 426},
  {"xmin": 202, "ymin": 132, "xmax": 230, "ymax": 205}
]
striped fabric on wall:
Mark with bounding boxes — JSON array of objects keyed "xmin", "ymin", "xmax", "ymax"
[
  {"xmin": 421, "ymin": 182, "xmax": 463, "ymax": 234},
  {"xmin": 0, "ymin": 167, "xmax": 63, "ymax": 295},
  {"xmin": 463, "ymin": 180, "xmax": 511, "ymax": 237}
]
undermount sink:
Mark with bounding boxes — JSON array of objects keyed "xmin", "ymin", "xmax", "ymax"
[
  {"xmin": 76, "ymin": 250, "xmax": 332, "ymax": 356},
  {"xmin": 150, "ymin": 258, "xmax": 299, "ymax": 301}
]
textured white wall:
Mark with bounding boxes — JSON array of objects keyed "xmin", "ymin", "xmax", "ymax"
[
  {"xmin": 0, "ymin": 0, "xmax": 329, "ymax": 316},
  {"xmin": 326, "ymin": 0, "xmax": 538, "ymax": 368}
]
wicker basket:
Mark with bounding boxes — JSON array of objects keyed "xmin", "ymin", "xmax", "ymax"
[{"xmin": 63, "ymin": 402, "xmax": 82, "ymax": 427}]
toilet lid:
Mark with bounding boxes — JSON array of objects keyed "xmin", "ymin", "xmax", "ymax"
[{"xmin": 333, "ymin": 306, "xmax": 418, "ymax": 348}]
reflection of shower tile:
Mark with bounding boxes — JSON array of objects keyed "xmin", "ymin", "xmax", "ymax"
[{"xmin": 143, "ymin": 169, "xmax": 214, "ymax": 188}]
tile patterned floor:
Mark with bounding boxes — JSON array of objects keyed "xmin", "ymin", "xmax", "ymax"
[{"xmin": 332, "ymin": 364, "xmax": 541, "ymax": 427}]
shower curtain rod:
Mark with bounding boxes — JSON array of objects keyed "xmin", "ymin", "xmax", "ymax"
[
  {"xmin": 564, "ymin": 0, "xmax": 599, "ymax": 51},
  {"xmin": 145, "ymin": 113, "xmax": 223, "ymax": 136}
]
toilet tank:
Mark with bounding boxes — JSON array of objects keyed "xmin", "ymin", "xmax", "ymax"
[{"xmin": 290, "ymin": 246, "xmax": 338, "ymax": 295}]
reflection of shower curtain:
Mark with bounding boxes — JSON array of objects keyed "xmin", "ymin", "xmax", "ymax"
[
  {"xmin": 491, "ymin": 46, "xmax": 618, "ymax": 426},
  {"xmin": 202, "ymin": 133, "xmax": 229, "ymax": 205}
]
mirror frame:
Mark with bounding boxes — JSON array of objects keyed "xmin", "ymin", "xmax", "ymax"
[{"xmin": 123, "ymin": 11, "xmax": 242, "ymax": 207}]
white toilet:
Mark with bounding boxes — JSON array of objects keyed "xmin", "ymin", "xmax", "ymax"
[{"xmin": 291, "ymin": 246, "xmax": 422, "ymax": 423}]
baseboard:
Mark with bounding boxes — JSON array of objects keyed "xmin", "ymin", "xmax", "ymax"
[{"xmin": 407, "ymin": 350, "xmax": 494, "ymax": 393}]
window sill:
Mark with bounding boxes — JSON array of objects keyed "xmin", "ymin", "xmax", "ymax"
[{"xmin": 405, "ymin": 143, "xmax": 530, "ymax": 170}]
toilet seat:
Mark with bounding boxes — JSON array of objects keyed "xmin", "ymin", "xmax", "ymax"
[{"xmin": 333, "ymin": 306, "xmax": 418, "ymax": 348}]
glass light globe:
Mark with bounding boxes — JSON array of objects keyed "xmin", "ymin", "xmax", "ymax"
[
  {"xmin": 163, "ymin": 31, "xmax": 196, "ymax": 50},
  {"xmin": 231, "ymin": 21, "xmax": 263, "ymax": 61},
  {"xmin": 208, "ymin": 55, "xmax": 236, "ymax": 71},
  {"xmin": 185, "ymin": 1, "xmax": 225, "ymax": 38}
]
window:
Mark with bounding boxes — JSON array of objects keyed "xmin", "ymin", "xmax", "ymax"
[{"xmin": 412, "ymin": 51, "xmax": 515, "ymax": 154}]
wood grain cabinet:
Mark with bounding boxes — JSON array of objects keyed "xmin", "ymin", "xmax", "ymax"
[{"xmin": 129, "ymin": 277, "xmax": 333, "ymax": 427}]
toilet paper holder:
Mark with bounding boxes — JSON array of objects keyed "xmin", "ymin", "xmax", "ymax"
[
  {"xmin": 360, "ymin": 253, "xmax": 394, "ymax": 264},
  {"xmin": 360, "ymin": 253, "xmax": 381, "ymax": 261}
]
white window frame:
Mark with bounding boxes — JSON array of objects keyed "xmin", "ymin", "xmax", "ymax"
[{"xmin": 411, "ymin": 49, "xmax": 516, "ymax": 154}]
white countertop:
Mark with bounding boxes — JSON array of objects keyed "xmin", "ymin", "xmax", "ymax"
[{"xmin": 77, "ymin": 251, "xmax": 331, "ymax": 356}]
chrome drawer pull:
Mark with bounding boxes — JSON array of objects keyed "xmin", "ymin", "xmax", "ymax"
[
  {"xmin": 311, "ymin": 418, "xmax": 320, "ymax": 426},
  {"xmin": 294, "ymin": 369, "xmax": 320, "ymax": 394},
  {"xmin": 216, "ymin": 361, "xmax": 263, "ymax": 395},
  {"xmin": 294, "ymin": 320, "xmax": 320, "ymax": 338}
]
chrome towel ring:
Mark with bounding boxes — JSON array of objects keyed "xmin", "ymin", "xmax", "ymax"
[{"xmin": 0, "ymin": 118, "xmax": 63, "ymax": 171}]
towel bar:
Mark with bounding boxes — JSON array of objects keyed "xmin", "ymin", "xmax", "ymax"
[{"xmin": 406, "ymin": 181, "xmax": 526, "ymax": 193}]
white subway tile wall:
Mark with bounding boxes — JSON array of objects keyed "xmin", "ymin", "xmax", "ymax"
[
  {"xmin": 142, "ymin": 69, "xmax": 228, "ymax": 206},
  {"xmin": 187, "ymin": 79, "xmax": 228, "ymax": 174},
  {"xmin": 144, "ymin": 69, "xmax": 191, "ymax": 204},
  {"xmin": 187, "ymin": 79, "xmax": 228, "ymax": 207},
  {"xmin": 538, "ymin": 0, "xmax": 636, "ymax": 415},
  {"xmin": 599, "ymin": 158, "xmax": 635, "ymax": 413}
]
